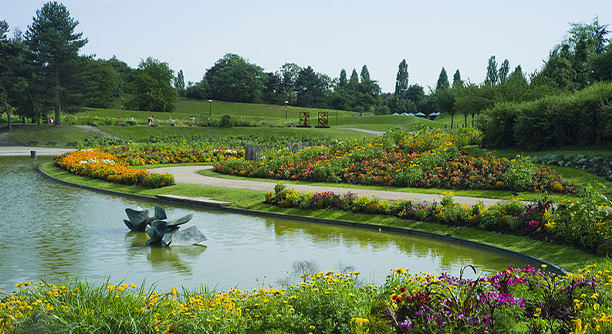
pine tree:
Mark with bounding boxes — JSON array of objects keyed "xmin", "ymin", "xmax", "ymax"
[
  {"xmin": 360, "ymin": 65, "xmax": 370, "ymax": 82},
  {"xmin": 436, "ymin": 67, "xmax": 450, "ymax": 91},
  {"xmin": 452, "ymin": 69, "xmax": 463, "ymax": 89},
  {"xmin": 25, "ymin": 1, "xmax": 88, "ymax": 125},
  {"xmin": 339, "ymin": 69, "xmax": 347, "ymax": 87}
]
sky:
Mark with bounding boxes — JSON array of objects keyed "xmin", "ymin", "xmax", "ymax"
[{"xmin": 2, "ymin": 0, "xmax": 612, "ymax": 93}]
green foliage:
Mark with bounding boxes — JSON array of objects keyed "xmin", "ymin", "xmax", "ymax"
[
  {"xmin": 530, "ymin": 154, "xmax": 612, "ymax": 182},
  {"xmin": 501, "ymin": 156, "xmax": 536, "ymax": 191},
  {"xmin": 546, "ymin": 182, "xmax": 612, "ymax": 254},
  {"xmin": 25, "ymin": 1, "xmax": 89, "ymax": 123},
  {"xmin": 484, "ymin": 55, "xmax": 499, "ymax": 85},
  {"xmin": 128, "ymin": 57, "xmax": 177, "ymax": 112},
  {"xmin": 219, "ymin": 114, "xmax": 234, "ymax": 128},
  {"xmin": 395, "ymin": 59, "xmax": 409, "ymax": 96},
  {"xmin": 479, "ymin": 81, "xmax": 612, "ymax": 149},
  {"xmin": 205, "ymin": 53, "xmax": 265, "ymax": 103},
  {"xmin": 435, "ymin": 67, "xmax": 449, "ymax": 91}
]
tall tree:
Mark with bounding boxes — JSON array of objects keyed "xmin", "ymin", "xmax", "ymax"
[
  {"xmin": 338, "ymin": 69, "xmax": 348, "ymax": 87},
  {"xmin": 436, "ymin": 67, "xmax": 450, "ymax": 91},
  {"xmin": 0, "ymin": 20, "xmax": 22, "ymax": 130},
  {"xmin": 129, "ymin": 57, "xmax": 177, "ymax": 112},
  {"xmin": 25, "ymin": 1, "xmax": 88, "ymax": 125},
  {"xmin": 205, "ymin": 53, "xmax": 265, "ymax": 103},
  {"xmin": 394, "ymin": 59, "xmax": 409, "ymax": 96},
  {"xmin": 295, "ymin": 66, "xmax": 326, "ymax": 108},
  {"xmin": 349, "ymin": 69, "xmax": 359, "ymax": 88},
  {"xmin": 280, "ymin": 62, "xmax": 301, "ymax": 104},
  {"xmin": 484, "ymin": 55, "xmax": 498, "ymax": 85},
  {"xmin": 498, "ymin": 59, "xmax": 510, "ymax": 83},
  {"xmin": 452, "ymin": 69, "xmax": 463, "ymax": 89},
  {"xmin": 174, "ymin": 69, "xmax": 185, "ymax": 97},
  {"xmin": 360, "ymin": 65, "xmax": 370, "ymax": 82}
]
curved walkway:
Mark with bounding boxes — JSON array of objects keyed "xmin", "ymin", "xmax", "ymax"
[
  {"xmin": 0, "ymin": 145, "xmax": 505, "ymax": 207},
  {"xmin": 152, "ymin": 165, "xmax": 505, "ymax": 207}
]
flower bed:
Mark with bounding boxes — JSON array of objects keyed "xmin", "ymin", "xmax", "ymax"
[
  {"xmin": 103, "ymin": 143, "xmax": 245, "ymax": 165},
  {"xmin": 214, "ymin": 128, "xmax": 577, "ymax": 194},
  {"xmin": 265, "ymin": 182, "xmax": 612, "ymax": 255},
  {"xmin": 54, "ymin": 148, "xmax": 175, "ymax": 188},
  {"xmin": 3, "ymin": 263, "xmax": 612, "ymax": 333}
]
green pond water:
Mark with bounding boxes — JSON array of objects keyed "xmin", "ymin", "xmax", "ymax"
[{"xmin": 0, "ymin": 156, "xmax": 531, "ymax": 293}]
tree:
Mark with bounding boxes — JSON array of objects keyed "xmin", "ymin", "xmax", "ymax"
[
  {"xmin": 280, "ymin": 62, "xmax": 301, "ymax": 104},
  {"xmin": 432, "ymin": 87, "xmax": 456, "ymax": 128},
  {"xmin": 484, "ymin": 56, "xmax": 498, "ymax": 85},
  {"xmin": 205, "ymin": 54, "xmax": 265, "ymax": 103},
  {"xmin": 128, "ymin": 57, "xmax": 177, "ymax": 112},
  {"xmin": 261, "ymin": 72, "xmax": 283, "ymax": 104},
  {"xmin": 105, "ymin": 56, "xmax": 135, "ymax": 96},
  {"xmin": 499, "ymin": 65, "xmax": 529, "ymax": 102},
  {"xmin": 349, "ymin": 69, "xmax": 359, "ymax": 88},
  {"xmin": 452, "ymin": 69, "xmax": 463, "ymax": 89},
  {"xmin": 405, "ymin": 84, "xmax": 425, "ymax": 105},
  {"xmin": 536, "ymin": 45, "xmax": 578, "ymax": 91},
  {"xmin": 25, "ymin": 1, "xmax": 88, "ymax": 125},
  {"xmin": 498, "ymin": 59, "xmax": 510, "ymax": 83},
  {"xmin": 174, "ymin": 69, "xmax": 185, "ymax": 97},
  {"xmin": 338, "ymin": 69, "xmax": 348, "ymax": 87},
  {"xmin": 295, "ymin": 66, "xmax": 326, "ymax": 108},
  {"xmin": 436, "ymin": 67, "xmax": 449, "ymax": 90},
  {"xmin": 360, "ymin": 65, "xmax": 370, "ymax": 82},
  {"xmin": 0, "ymin": 20, "xmax": 23, "ymax": 129},
  {"xmin": 185, "ymin": 77, "xmax": 209, "ymax": 99},
  {"xmin": 87, "ymin": 59, "xmax": 118, "ymax": 108},
  {"xmin": 395, "ymin": 59, "xmax": 409, "ymax": 96}
]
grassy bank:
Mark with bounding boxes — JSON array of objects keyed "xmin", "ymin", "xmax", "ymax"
[{"xmin": 40, "ymin": 162, "xmax": 601, "ymax": 273}]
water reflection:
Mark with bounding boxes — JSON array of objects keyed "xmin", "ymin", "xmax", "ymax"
[{"xmin": 0, "ymin": 156, "xmax": 531, "ymax": 293}]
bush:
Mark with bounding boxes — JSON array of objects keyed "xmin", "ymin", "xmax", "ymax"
[{"xmin": 220, "ymin": 115, "xmax": 234, "ymax": 128}]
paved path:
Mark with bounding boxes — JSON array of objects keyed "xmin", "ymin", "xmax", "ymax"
[
  {"xmin": 339, "ymin": 128, "xmax": 385, "ymax": 136},
  {"xmin": 152, "ymin": 165, "xmax": 504, "ymax": 207},
  {"xmin": 0, "ymin": 146, "xmax": 74, "ymax": 156},
  {"xmin": 0, "ymin": 145, "xmax": 505, "ymax": 207}
]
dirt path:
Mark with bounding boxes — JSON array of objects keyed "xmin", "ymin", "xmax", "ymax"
[{"xmin": 152, "ymin": 165, "xmax": 504, "ymax": 207}]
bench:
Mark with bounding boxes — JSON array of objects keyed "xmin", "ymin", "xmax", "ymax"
[
  {"xmin": 45, "ymin": 141, "xmax": 57, "ymax": 147},
  {"xmin": 66, "ymin": 142, "xmax": 77, "ymax": 147},
  {"xmin": 28, "ymin": 141, "xmax": 38, "ymax": 146}
]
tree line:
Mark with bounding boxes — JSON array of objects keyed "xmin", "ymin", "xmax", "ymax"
[{"xmin": 2, "ymin": 2, "xmax": 612, "ymax": 132}]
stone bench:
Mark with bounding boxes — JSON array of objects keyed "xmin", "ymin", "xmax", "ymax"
[
  {"xmin": 28, "ymin": 141, "xmax": 38, "ymax": 146},
  {"xmin": 66, "ymin": 142, "xmax": 77, "ymax": 147},
  {"xmin": 45, "ymin": 141, "xmax": 57, "ymax": 147}
]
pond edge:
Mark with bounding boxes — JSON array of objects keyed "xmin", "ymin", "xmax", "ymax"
[{"xmin": 38, "ymin": 164, "xmax": 568, "ymax": 276}]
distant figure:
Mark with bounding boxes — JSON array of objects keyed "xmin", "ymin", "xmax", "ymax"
[
  {"xmin": 50, "ymin": 118, "xmax": 54, "ymax": 124},
  {"xmin": 190, "ymin": 116, "xmax": 195, "ymax": 122},
  {"xmin": 130, "ymin": 116, "xmax": 134, "ymax": 121},
  {"xmin": 148, "ymin": 115, "xmax": 154, "ymax": 125}
]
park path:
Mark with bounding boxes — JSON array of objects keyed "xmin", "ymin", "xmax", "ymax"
[{"xmin": 152, "ymin": 165, "xmax": 505, "ymax": 207}]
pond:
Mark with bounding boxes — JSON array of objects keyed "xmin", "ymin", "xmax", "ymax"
[{"xmin": 0, "ymin": 156, "xmax": 531, "ymax": 293}]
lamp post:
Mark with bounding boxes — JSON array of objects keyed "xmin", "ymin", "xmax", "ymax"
[
  {"xmin": 208, "ymin": 99, "xmax": 212, "ymax": 117},
  {"xmin": 285, "ymin": 101, "xmax": 288, "ymax": 118}
]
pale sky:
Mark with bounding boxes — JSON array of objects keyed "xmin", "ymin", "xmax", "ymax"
[{"xmin": 2, "ymin": 0, "xmax": 611, "ymax": 92}]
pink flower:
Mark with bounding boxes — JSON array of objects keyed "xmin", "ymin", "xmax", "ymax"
[{"xmin": 528, "ymin": 220, "xmax": 540, "ymax": 227}]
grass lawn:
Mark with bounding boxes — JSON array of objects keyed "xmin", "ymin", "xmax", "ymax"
[{"xmin": 41, "ymin": 162, "xmax": 602, "ymax": 273}]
